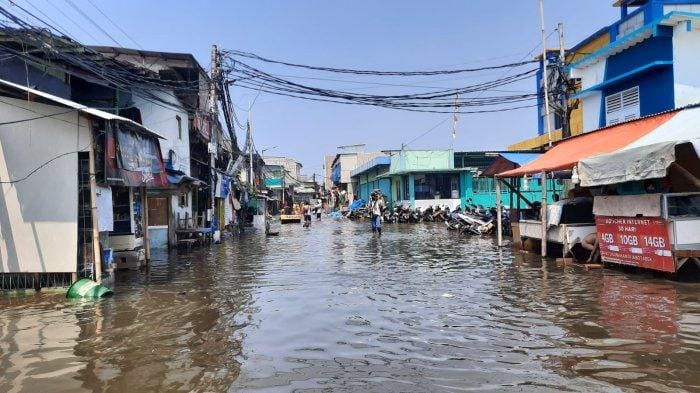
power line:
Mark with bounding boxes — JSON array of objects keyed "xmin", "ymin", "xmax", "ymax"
[
  {"xmin": 223, "ymin": 49, "xmax": 539, "ymax": 76},
  {"xmin": 64, "ymin": 0, "xmax": 123, "ymax": 46},
  {"xmin": 223, "ymin": 57, "xmax": 539, "ymax": 113},
  {"xmin": 40, "ymin": 0, "xmax": 101, "ymax": 42},
  {"xmin": 85, "ymin": 0, "xmax": 143, "ymax": 49},
  {"xmin": 0, "ymin": 107, "xmax": 77, "ymax": 125},
  {"xmin": 402, "ymin": 116, "xmax": 453, "ymax": 148}
]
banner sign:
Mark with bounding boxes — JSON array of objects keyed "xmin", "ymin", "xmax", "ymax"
[
  {"xmin": 595, "ymin": 216, "xmax": 675, "ymax": 272},
  {"xmin": 105, "ymin": 124, "xmax": 168, "ymax": 187}
]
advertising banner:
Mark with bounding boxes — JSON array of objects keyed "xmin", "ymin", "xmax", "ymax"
[
  {"xmin": 105, "ymin": 124, "xmax": 168, "ymax": 187},
  {"xmin": 595, "ymin": 216, "xmax": 675, "ymax": 272}
]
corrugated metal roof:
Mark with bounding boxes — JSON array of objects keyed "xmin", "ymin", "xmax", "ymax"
[
  {"xmin": 350, "ymin": 156, "xmax": 390, "ymax": 177},
  {"xmin": 0, "ymin": 78, "xmax": 166, "ymax": 139}
]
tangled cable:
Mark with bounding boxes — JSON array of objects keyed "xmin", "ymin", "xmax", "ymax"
[{"xmin": 219, "ymin": 50, "xmax": 540, "ymax": 114}]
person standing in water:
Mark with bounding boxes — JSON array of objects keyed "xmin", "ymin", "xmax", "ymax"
[
  {"xmin": 367, "ymin": 191, "xmax": 385, "ymax": 236},
  {"xmin": 314, "ymin": 199, "xmax": 323, "ymax": 221},
  {"xmin": 303, "ymin": 201, "xmax": 312, "ymax": 228}
]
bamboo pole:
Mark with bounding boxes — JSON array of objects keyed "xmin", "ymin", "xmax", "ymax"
[
  {"xmin": 496, "ymin": 177, "xmax": 503, "ymax": 247},
  {"xmin": 88, "ymin": 122, "xmax": 102, "ymax": 283},
  {"xmin": 142, "ymin": 187, "xmax": 150, "ymax": 262},
  {"xmin": 541, "ymin": 170, "xmax": 548, "ymax": 257}
]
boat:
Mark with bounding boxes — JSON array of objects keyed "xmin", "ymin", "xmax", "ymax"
[{"xmin": 280, "ymin": 214, "xmax": 302, "ymax": 224}]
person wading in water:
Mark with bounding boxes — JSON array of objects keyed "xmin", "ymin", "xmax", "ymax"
[
  {"xmin": 367, "ymin": 191, "xmax": 385, "ymax": 236},
  {"xmin": 303, "ymin": 201, "xmax": 312, "ymax": 228}
]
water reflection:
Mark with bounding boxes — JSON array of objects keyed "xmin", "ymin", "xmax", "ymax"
[{"xmin": 0, "ymin": 221, "xmax": 697, "ymax": 392}]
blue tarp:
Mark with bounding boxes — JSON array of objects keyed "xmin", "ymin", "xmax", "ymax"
[
  {"xmin": 349, "ymin": 198, "xmax": 366, "ymax": 211},
  {"xmin": 331, "ymin": 164, "xmax": 341, "ymax": 183},
  {"xmin": 167, "ymin": 174, "xmax": 184, "ymax": 185}
]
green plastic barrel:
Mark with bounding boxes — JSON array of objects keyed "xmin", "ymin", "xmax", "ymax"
[{"xmin": 66, "ymin": 278, "xmax": 113, "ymax": 298}]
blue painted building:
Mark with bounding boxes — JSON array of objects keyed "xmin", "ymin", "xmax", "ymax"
[
  {"xmin": 350, "ymin": 150, "xmax": 561, "ymax": 210},
  {"xmin": 349, "ymin": 156, "xmax": 392, "ymax": 204},
  {"xmin": 569, "ymin": 0, "xmax": 700, "ymax": 132}
]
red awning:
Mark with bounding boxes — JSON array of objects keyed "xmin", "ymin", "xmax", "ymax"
[{"xmin": 498, "ymin": 111, "xmax": 677, "ymax": 177}]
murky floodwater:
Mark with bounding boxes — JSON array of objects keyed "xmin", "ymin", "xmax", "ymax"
[{"xmin": 1, "ymin": 221, "xmax": 699, "ymax": 392}]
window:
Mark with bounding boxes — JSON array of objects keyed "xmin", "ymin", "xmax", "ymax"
[
  {"xmin": 148, "ymin": 197, "xmax": 169, "ymax": 226},
  {"xmin": 413, "ymin": 173, "xmax": 460, "ymax": 200},
  {"xmin": 176, "ymin": 115, "xmax": 182, "ymax": 139},
  {"xmin": 179, "ymin": 193, "xmax": 188, "ymax": 208},
  {"xmin": 473, "ymin": 177, "xmax": 495, "ymax": 194},
  {"xmin": 605, "ymin": 86, "xmax": 640, "ymax": 126}
]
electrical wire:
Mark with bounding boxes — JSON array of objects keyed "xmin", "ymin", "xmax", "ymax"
[
  {"xmin": 64, "ymin": 0, "xmax": 123, "ymax": 46},
  {"xmin": 219, "ymin": 51, "xmax": 540, "ymax": 113},
  {"xmin": 0, "ymin": 107, "xmax": 77, "ymax": 125},
  {"xmin": 222, "ymin": 49, "xmax": 539, "ymax": 76},
  {"xmin": 85, "ymin": 0, "xmax": 143, "ymax": 49}
]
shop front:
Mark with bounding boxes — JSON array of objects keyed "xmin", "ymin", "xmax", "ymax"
[{"xmin": 99, "ymin": 121, "xmax": 168, "ymax": 269}]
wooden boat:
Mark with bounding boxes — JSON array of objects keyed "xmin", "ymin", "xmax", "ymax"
[{"xmin": 280, "ymin": 214, "xmax": 302, "ymax": 224}]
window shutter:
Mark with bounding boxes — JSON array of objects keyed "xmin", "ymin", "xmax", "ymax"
[{"xmin": 605, "ymin": 86, "xmax": 639, "ymax": 126}]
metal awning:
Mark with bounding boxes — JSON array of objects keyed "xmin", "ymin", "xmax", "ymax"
[
  {"xmin": 0, "ymin": 77, "xmax": 166, "ymax": 139},
  {"xmin": 577, "ymin": 107, "xmax": 700, "ymax": 187},
  {"xmin": 350, "ymin": 156, "xmax": 391, "ymax": 177},
  {"xmin": 498, "ymin": 110, "xmax": 678, "ymax": 177}
]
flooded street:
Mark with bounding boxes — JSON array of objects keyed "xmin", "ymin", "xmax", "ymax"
[{"xmin": 1, "ymin": 221, "xmax": 699, "ymax": 392}]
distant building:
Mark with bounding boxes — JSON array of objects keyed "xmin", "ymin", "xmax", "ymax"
[
  {"xmin": 295, "ymin": 174, "xmax": 320, "ymax": 203},
  {"xmin": 510, "ymin": 0, "xmax": 700, "ymax": 151},
  {"xmin": 263, "ymin": 156, "xmax": 303, "ymax": 203},
  {"xmin": 323, "ymin": 155, "xmax": 336, "ymax": 192},
  {"xmin": 329, "ymin": 144, "xmax": 384, "ymax": 199},
  {"xmin": 351, "ymin": 149, "xmax": 560, "ymax": 210}
]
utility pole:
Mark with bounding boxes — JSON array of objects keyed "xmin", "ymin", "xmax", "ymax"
[
  {"xmin": 539, "ymin": 0, "xmax": 553, "ymax": 148},
  {"xmin": 558, "ymin": 22, "xmax": 570, "ymax": 139},
  {"xmin": 87, "ymin": 128, "xmax": 102, "ymax": 283},
  {"xmin": 558, "ymin": 22, "xmax": 565, "ymax": 63},
  {"xmin": 209, "ymin": 44, "xmax": 218, "ymax": 222},
  {"xmin": 248, "ymin": 121, "xmax": 254, "ymax": 191}
]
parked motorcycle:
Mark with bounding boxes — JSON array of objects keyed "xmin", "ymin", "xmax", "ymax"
[
  {"xmin": 421, "ymin": 205, "xmax": 435, "ymax": 222},
  {"xmin": 382, "ymin": 206, "xmax": 397, "ymax": 223},
  {"xmin": 397, "ymin": 204, "xmax": 411, "ymax": 223}
]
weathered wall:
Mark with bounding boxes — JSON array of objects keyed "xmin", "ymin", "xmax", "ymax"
[
  {"xmin": 0, "ymin": 98, "xmax": 90, "ymax": 273},
  {"xmin": 133, "ymin": 90, "xmax": 192, "ymax": 236}
]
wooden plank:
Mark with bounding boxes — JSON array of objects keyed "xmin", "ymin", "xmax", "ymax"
[
  {"xmin": 556, "ymin": 258, "xmax": 575, "ymax": 265},
  {"xmin": 675, "ymin": 250, "xmax": 700, "ymax": 258},
  {"xmin": 583, "ymin": 264, "xmax": 604, "ymax": 271},
  {"xmin": 499, "ymin": 179, "xmax": 535, "ymax": 208}
]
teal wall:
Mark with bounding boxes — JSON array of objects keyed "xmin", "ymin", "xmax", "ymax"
[
  {"xmin": 354, "ymin": 167, "xmax": 392, "ymax": 205},
  {"xmin": 460, "ymin": 173, "xmax": 562, "ymax": 208},
  {"xmin": 385, "ymin": 171, "xmax": 563, "ymax": 209},
  {"xmin": 390, "ymin": 150, "xmax": 454, "ymax": 173},
  {"xmin": 408, "ymin": 174, "xmax": 415, "ymax": 209}
]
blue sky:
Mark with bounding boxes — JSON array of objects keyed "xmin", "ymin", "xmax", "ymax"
[{"xmin": 22, "ymin": 0, "xmax": 620, "ymax": 177}]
